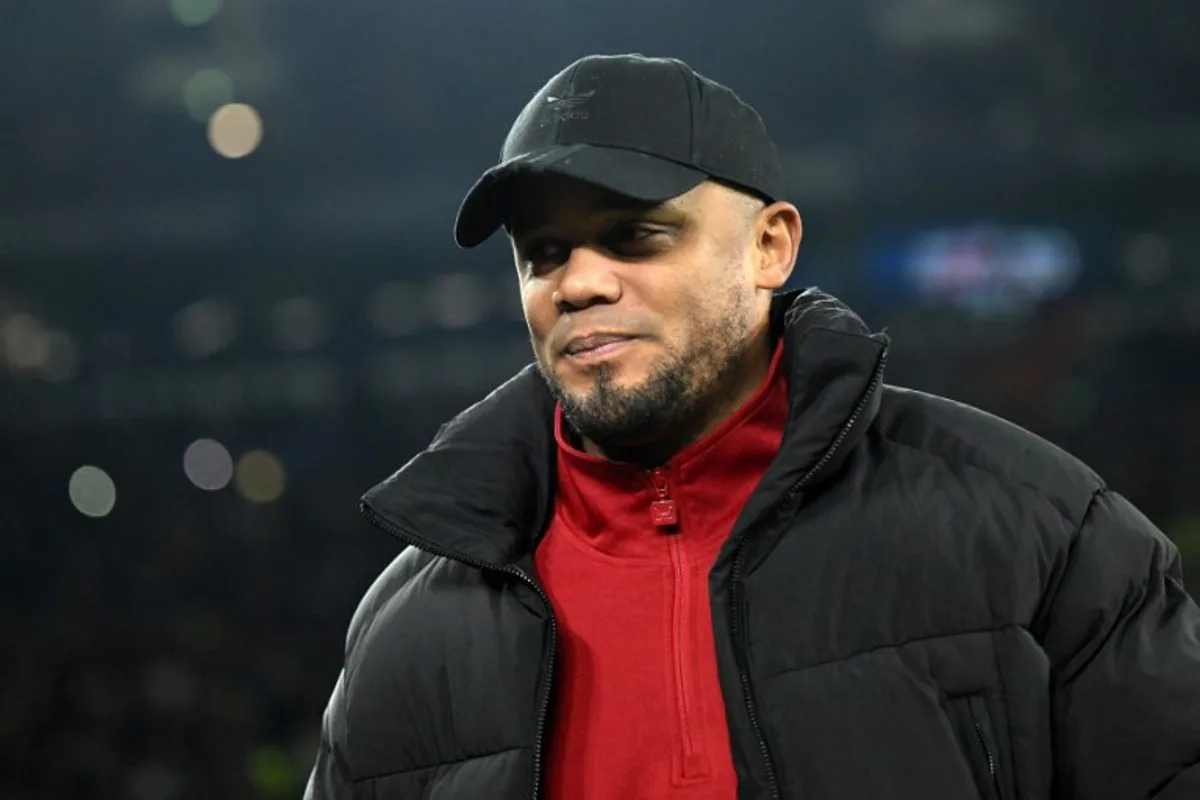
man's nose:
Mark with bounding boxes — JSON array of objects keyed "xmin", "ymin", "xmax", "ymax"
[{"xmin": 554, "ymin": 246, "xmax": 622, "ymax": 312}]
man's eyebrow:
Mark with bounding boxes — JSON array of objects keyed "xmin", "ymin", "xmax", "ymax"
[{"xmin": 611, "ymin": 197, "xmax": 694, "ymax": 222}]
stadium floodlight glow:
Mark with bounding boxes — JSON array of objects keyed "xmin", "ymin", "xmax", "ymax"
[
  {"xmin": 234, "ymin": 450, "xmax": 287, "ymax": 503},
  {"xmin": 69, "ymin": 466, "xmax": 117, "ymax": 518},
  {"xmin": 183, "ymin": 68, "xmax": 234, "ymax": 122},
  {"xmin": 173, "ymin": 297, "xmax": 237, "ymax": 358},
  {"xmin": 169, "ymin": 0, "xmax": 223, "ymax": 27},
  {"xmin": 183, "ymin": 438, "xmax": 234, "ymax": 491},
  {"xmin": 207, "ymin": 103, "xmax": 263, "ymax": 159}
]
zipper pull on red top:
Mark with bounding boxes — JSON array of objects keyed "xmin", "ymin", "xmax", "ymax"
[{"xmin": 649, "ymin": 468, "xmax": 678, "ymax": 528}]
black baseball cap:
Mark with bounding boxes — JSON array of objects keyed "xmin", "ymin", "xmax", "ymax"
[{"xmin": 453, "ymin": 53, "xmax": 784, "ymax": 248}]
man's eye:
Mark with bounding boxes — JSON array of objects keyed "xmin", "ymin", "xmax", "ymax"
[
  {"xmin": 523, "ymin": 240, "xmax": 570, "ymax": 268},
  {"xmin": 606, "ymin": 224, "xmax": 660, "ymax": 250}
]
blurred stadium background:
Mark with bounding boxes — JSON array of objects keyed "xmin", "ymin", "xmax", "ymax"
[{"xmin": 3, "ymin": 1, "xmax": 1199, "ymax": 797}]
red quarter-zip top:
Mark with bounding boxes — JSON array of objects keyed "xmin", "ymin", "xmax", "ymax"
[{"xmin": 535, "ymin": 341, "xmax": 789, "ymax": 799}]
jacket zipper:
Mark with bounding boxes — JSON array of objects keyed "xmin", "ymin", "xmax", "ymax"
[
  {"xmin": 359, "ymin": 503, "xmax": 557, "ymax": 800},
  {"xmin": 968, "ymin": 700, "xmax": 1001, "ymax": 800},
  {"xmin": 728, "ymin": 346, "xmax": 888, "ymax": 800},
  {"xmin": 669, "ymin": 533, "xmax": 700, "ymax": 771},
  {"xmin": 651, "ymin": 468, "xmax": 702, "ymax": 778}
]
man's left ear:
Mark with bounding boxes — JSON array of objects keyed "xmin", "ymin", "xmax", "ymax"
[{"xmin": 756, "ymin": 201, "xmax": 803, "ymax": 291}]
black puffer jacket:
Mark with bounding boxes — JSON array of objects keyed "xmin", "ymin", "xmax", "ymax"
[{"xmin": 306, "ymin": 289, "xmax": 1200, "ymax": 800}]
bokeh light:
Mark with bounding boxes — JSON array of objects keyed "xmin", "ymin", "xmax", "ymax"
[
  {"xmin": 174, "ymin": 297, "xmax": 237, "ymax": 359},
  {"xmin": 1, "ymin": 313, "xmax": 51, "ymax": 371},
  {"xmin": 183, "ymin": 69, "xmax": 234, "ymax": 123},
  {"xmin": 367, "ymin": 282, "xmax": 423, "ymax": 338},
  {"xmin": 269, "ymin": 296, "xmax": 329, "ymax": 352},
  {"xmin": 234, "ymin": 450, "xmax": 286, "ymax": 503},
  {"xmin": 169, "ymin": 0, "xmax": 223, "ymax": 27},
  {"xmin": 69, "ymin": 466, "xmax": 117, "ymax": 518},
  {"xmin": 207, "ymin": 103, "xmax": 263, "ymax": 159},
  {"xmin": 183, "ymin": 438, "xmax": 234, "ymax": 491},
  {"xmin": 38, "ymin": 330, "xmax": 79, "ymax": 383},
  {"xmin": 426, "ymin": 273, "xmax": 489, "ymax": 329}
]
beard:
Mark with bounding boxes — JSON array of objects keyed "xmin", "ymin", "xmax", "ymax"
[{"xmin": 539, "ymin": 292, "xmax": 757, "ymax": 465}]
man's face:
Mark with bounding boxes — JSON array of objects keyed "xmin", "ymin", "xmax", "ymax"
[{"xmin": 509, "ymin": 174, "xmax": 775, "ymax": 457}]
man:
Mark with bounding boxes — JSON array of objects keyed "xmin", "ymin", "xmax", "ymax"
[{"xmin": 306, "ymin": 54, "xmax": 1200, "ymax": 800}]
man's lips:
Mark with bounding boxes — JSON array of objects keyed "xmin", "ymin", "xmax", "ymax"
[{"xmin": 562, "ymin": 333, "xmax": 638, "ymax": 359}]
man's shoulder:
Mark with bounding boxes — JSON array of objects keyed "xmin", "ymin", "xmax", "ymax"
[
  {"xmin": 875, "ymin": 384, "xmax": 1105, "ymax": 513},
  {"xmin": 343, "ymin": 546, "xmax": 439, "ymax": 656}
]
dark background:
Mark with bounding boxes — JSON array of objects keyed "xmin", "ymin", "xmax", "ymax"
[{"xmin": 3, "ymin": 1, "xmax": 1199, "ymax": 797}]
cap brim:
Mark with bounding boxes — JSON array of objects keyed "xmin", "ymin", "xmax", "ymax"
[{"xmin": 453, "ymin": 144, "xmax": 706, "ymax": 248}]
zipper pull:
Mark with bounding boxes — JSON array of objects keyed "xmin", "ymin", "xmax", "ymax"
[{"xmin": 649, "ymin": 468, "xmax": 678, "ymax": 528}]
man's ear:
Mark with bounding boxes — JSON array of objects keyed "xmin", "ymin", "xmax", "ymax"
[{"xmin": 755, "ymin": 201, "xmax": 803, "ymax": 291}]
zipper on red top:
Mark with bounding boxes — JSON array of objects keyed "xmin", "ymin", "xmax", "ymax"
[
  {"xmin": 649, "ymin": 467, "xmax": 707, "ymax": 782},
  {"xmin": 649, "ymin": 468, "xmax": 678, "ymax": 527}
]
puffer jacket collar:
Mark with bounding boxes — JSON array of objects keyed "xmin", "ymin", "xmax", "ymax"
[{"xmin": 360, "ymin": 288, "xmax": 890, "ymax": 567}]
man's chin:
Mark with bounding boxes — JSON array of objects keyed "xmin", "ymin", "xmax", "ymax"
[
  {"xmin": 544, "ymin": 360, "xmax": 679, "ymax": 421},
  {"xmin": 557, "ymin": 375, "xmax": 644, "ymax": 407}
]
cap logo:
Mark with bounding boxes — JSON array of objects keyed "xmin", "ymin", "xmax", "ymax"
[
  {"xmin": 539, "ymin": 89, "xmax": 594, "ymax": 126},
  {"xmin": 545, "ymin": 88, "xmax": 595, "ymax": 107}
]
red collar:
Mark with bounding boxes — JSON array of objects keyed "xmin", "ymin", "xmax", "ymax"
[{"xmin": 552, "ymin": 341, "xmax": 789, "ymax": 561}]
